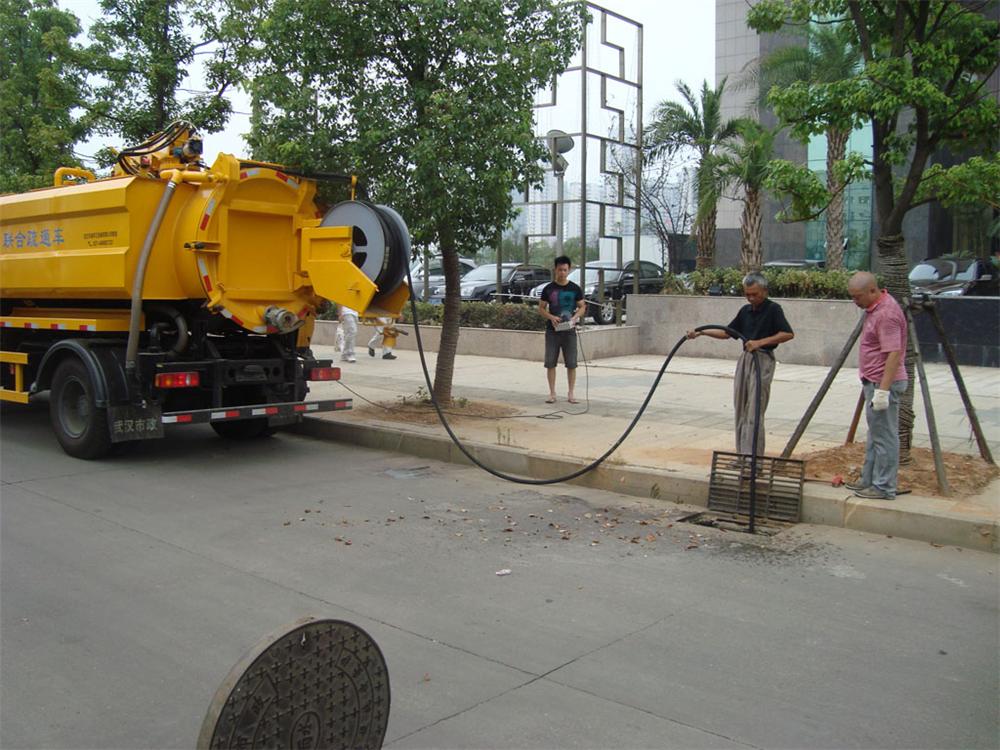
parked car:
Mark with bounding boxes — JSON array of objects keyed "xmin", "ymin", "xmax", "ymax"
[
  {"xmin": 528, "ymin": 260, "xmax": 665, "ymax": 324},
  {"xmin": 908, "ymin": 257, "xmax": 998, "ymax": 297},
  {"xmin": 408, "ymin": 256, "xmax": 476, "ymax": 300},
  {"xmin": 431, "ymin": 263, "xmax": 551, "ymax": 303},
  {"xmin": 763, "ymin": 258, "xmax": 827, "ymax": 270}
]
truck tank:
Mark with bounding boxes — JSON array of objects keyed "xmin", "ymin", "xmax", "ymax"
[{"xmin": 0, "ymin": 152, "xmax": 410, "ymax": 328}]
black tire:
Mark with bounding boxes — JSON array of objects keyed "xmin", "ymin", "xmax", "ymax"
[
  {"xmin": 211, "ymin": 418, "xmax": 275, "ymax": 440},
  {"xmin": 49, "ymin": 357, "xmax": 113, "ymax": 459},
  {"xmin": 591, "ymin": 298, "xmax": 616, "ymax": 325}
]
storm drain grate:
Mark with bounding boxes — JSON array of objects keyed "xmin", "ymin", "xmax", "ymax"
[{"xmin": 708, "ymin": 451, "xmax": 805, "ymax": 523}]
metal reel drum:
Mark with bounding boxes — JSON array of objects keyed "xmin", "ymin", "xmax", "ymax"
[
  {"xmin": 197, "ymin": 618, "xmax": 390, "ymax": 750},
  {"xmin": 320, "ymin": 202, "xmax": 408, "ymax": 297}
]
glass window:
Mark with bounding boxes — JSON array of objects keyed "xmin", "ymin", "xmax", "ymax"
[{"xmin": 909, "ymin": 263, "xmax": 945, "ymax": 281}]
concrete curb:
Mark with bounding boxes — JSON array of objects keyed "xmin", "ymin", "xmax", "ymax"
[{"xmin": 292, "ymin": 416, "xmax": 998, "ymax": 553}]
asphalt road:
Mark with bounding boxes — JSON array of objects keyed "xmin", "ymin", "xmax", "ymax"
[{"xmin": 2, "ymin": 402, "xmax": 998, "ymax": 750}]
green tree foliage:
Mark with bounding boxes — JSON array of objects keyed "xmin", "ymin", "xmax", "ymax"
[
  {"xmin": 749, "ymin": 0, "xmax": 1000, "ymax": 458},
  {"xmin": 648, "ymin": 79, "xmax": 740, "ymax": 269},
  {"xmin": 230, "ymin": 0, "xmax": 584, "ymax": 404},
  {"xmin": 89, "ymin": 0, "xmax": 233, "ymax": 146},
  {"xmin": 740, "ymin": 23, "xmax": 861, "ymax": 268},
  {"xmin": 0, "ymin": 0, "xmax": 93, "ymax": 192}
]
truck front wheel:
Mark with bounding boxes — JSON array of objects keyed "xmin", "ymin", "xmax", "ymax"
[{"xmin": 50, "ymin": 357, "xmax": 112, "ymax": 459}]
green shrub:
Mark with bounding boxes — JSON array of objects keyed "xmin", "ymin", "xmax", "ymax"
[
  {"xmin": 492, "ymin": 303, "xmax": 548, "ymax": 331},
  {"xmin": 661, "ymin": 273, "xmax": 692, "ymax": 295},
  {"xmin": 664, "ymin": 267, "xmax": 860, "ymax": 300},
  {"xmin": 399, "ymin": 300, "xmax": 546, "ymax": 330},
  {"xmin": 400, "ymin": 301, "xmax": 443, "ymax": 325}
]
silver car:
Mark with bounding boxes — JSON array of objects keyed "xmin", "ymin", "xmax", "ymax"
[{"xmin": 409, "ymin": 256, "xmax": 476, "ymax": 300}]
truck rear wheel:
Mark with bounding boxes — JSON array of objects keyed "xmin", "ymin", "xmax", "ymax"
[{"xmin": 49, "ymin": 357, "xmax": 112, "ymax": 459}]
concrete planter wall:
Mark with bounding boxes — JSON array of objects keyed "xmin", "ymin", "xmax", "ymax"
[
  {"xmin": 313, "ymin": 320, "xmax": 642, "ymax": 362},
  {"xmin": 313, "ymin": 295, "xmax": 997, "ymax": 368},
  {"xmin": 628, "ymin": 295, "xmax": 862, "ymax": 367}
]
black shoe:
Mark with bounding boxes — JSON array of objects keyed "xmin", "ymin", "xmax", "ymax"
[
  {"xmin": 368, "ymin": 346, "xmax": 375, "ymax": 357},
  {"xmin": 854, "ymin": 487, "xmax": 890, "ymax": 500},
  {"xmin": 382, "ymin": 352, "xmax": 397, "ymax": 360},
  {"xmin": 844, "ymin": 480, "xmax": 869, "ymax": 492}
]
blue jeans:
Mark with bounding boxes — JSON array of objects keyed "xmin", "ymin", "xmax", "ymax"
[{"xmin": 861, "ymin": 380, "xmax": 907, "ymax": 498}]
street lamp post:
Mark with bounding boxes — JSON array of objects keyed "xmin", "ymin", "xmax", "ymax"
[{"xmin": 546, "ymin": 130, "xmax": 574, "ymax": 257}]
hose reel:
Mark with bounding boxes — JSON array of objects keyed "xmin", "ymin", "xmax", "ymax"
[{"xmin": 320, "ymin": 201, "xmax": 409, "ymax": 298}]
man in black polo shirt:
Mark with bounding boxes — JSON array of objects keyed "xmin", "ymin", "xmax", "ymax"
[{"xmin": 686, "ymin": 272, "xmax": 794, "ymax": 456}]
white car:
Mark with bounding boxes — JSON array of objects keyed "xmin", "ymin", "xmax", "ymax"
[{"xmin": 409, "ymin": 256, "xmax": 476, "ymax": 300}]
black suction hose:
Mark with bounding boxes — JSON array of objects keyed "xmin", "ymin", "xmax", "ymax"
[{"xmin": 402, "ymin": 260, "xmax": 763, "ymax": 492}]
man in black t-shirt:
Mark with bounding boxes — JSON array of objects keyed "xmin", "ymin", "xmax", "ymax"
[
  {"xmin": 686, "ymin": 272, "xmax": 794, "ymax": 456},
  {"xmin": 538, "ymin": 255, "xmax": 585, "ymax": 404}
]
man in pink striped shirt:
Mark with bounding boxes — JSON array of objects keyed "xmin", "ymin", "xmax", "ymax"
[{"xmin": 847, "ymin": 272, "xmax": 908, "ymax": 500}]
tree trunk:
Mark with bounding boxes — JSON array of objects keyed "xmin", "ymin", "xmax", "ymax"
[
  {"xmin": 875, "ymin": 233, "xmax": 915, "ymax": 463},
  {"xmin": 825, "ymin": 128, "xmax": 849, "ymax": 270},
  {"xmin": 870, "ymin": 115, "xmax": 916, "ymax": 459},
  {"xmin": 432, "ymin": 228, "xmax": 461, "ymax": 406},
  {"xmin": 740, "ymin": 188, "xmax": 763, "ymax": 272},
  {"xmin": 695, "ymin": 207, "xmax": 716, "ymax": 269}
]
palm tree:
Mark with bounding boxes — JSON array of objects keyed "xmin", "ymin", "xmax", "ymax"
[
  {"xmin": 740, "ymin": 24, "xmax": 861, "ymax": 269},
  {"xmin": 708, "ymin": 120, "xmax": 777, "ymax": 272},
  {"xmin": 648, "ymin": 79, "xmax": 740, "ymax": 269}
]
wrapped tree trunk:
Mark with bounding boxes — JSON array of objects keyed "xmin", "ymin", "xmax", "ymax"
[{"xmin": 877, "ymin": 233, "xmax": 915, "ymax": 463}]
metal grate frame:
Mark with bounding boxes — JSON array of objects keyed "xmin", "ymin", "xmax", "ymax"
[{"xmin": 708, "ymin": 451, "xmax": 805, "ymax": 523}]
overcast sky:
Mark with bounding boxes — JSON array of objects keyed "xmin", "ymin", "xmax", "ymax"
[{"xmin": 63, "ymin": 0, "xmax": 715, "ymax": 163}]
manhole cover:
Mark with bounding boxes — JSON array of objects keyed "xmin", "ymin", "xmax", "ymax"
[{"xmin": 198, "ymin": 618, "xmax": 390, "ymax": 750}]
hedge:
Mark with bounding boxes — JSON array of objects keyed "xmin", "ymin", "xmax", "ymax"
[
  {"xmin": 400, "ymin": 301, "xmax": 547, "ymax": 330},
  {"xmin": 663, "ymin": 267, "xmax": 868, "ymax": 300},
  {"xmin": 321, "ymin": 267, "xmax": 868, "ymax": 331}
]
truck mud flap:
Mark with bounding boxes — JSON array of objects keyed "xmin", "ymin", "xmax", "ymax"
[
  {"xmin": 161, "ymin": 398, "xmax": 351, "ymax": 428},
  {"xmin": 109, "ymin": 402, "xmax": 165, "ymax": 442}
]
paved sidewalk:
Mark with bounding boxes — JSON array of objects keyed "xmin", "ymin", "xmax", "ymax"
[{"xmin": 303, "ymin": 344, "xmax": 1000, "ymax": 551}]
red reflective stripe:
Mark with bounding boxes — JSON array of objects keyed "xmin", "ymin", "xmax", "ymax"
[
  {"xmin": 230, "ymin": 315, "xmax": 243, "ymax": 327},
  {"xmin": 202, "ymin": 275, "xmax": 213, "ymax": 292},
  {"xmin": 225, "ymin": 409, "xmax": 240, "ymax": 418},
  {"xmin": 293, "ymin": 404, "xmax": 308, "ymax": 412},
  {"xmin": 239, "ymin": 171, "xmax": 248, "ymax": 179},
  {"xmin": 176, "ymin": 414, "xmax": 193, "ymax": 423},
  {"xmin": 264, "ymin": 406, "xmax": 278, "ymax": 415},
  {"xmin": 199, "ymin": 214, "xmax": 211, "ymax": 230},
  {"xmin": 276, "ymin": 171, "xmax": 289, "ymax": 182}
]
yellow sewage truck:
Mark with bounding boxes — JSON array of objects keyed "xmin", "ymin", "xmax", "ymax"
[{"xmin": 0, "ymin": 122, "xmax": 410, "ymax": 458}]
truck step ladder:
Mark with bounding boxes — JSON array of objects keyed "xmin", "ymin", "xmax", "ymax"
[{"xmin": 0, "ymin": 351, "xmax": 29, "ymax": 403}]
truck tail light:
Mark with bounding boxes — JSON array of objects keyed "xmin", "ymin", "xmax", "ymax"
[
  {"xmin": 155, "ymin": 371, "xmax": 200, "ymax": 388},
  {"xmin": 308, "ymin": 366, "xmax": 340, "ymax": 381}
]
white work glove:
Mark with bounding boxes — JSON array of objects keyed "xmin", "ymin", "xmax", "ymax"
[{"xmin": 871, "ymin": 388, "xmax": 890, "ymax": 411}]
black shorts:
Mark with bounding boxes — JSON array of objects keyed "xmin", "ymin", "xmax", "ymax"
[{"xmin": 545, "ymin": 329, "xmax": 578, "ymax": 369}]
